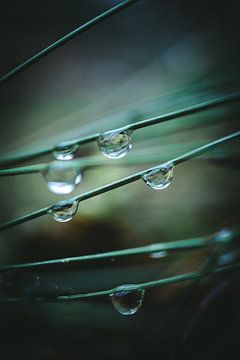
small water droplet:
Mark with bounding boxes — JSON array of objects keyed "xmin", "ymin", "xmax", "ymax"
[
  {"xmin": 110, "ymin": 285, "xmax": 145, "ymax": 315},
  {"xmin": 97, "ymin": 129, "xmax": 132, "ymax": 159},
  {"xmin": 217, "ymin": 250, "xmax": 238, "ymax": 266},
  {"xmin": 214, "ymin": 228, "xmax": 234, "ymax": 245},
  {"xmin": 60, "ymin": 259, "xmax": 70, "ymax": 264},
  {"xmin": 48, "ymin": 200, "xmax": 79, "ymax": 222},
  {"xmin": 53, "ymin": 142, "xmax": 79, "ymax": 160},
  {"xmin": 212, "ymin": 228, "xmax": 238, "ymax": 264},
  {"xmin": 42, "ymin": 161, "xmax": 82, "ymax": 194},
  {"xmin": 142, "ymin": 163, "xmax": 174, "ymax": 190},
  {"xmin": 150, "ymin": 250, "xmax": 168, "ymax": 259}
]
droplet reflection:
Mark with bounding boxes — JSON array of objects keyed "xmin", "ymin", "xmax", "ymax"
[
  {"xmin": 48, "ymin": 200, "xmax": 79, "ymax": 222},
  {"xmin": 110, "ymin": 285, "xmax": 145, "ymax": 315},
  {"xmin": 53, "ymin": 143, "xmax": 79, "ymax": 160},
  {"xmin": 97, "ymin": 129, "xmax": 132, "ymax": 159},
  {"xmin": 42, "ymin": 161, "xmax": 82, "ymax": 194},
  {"xmin": 143, "ymin": 163, "xmax": 174, "ymax": 190}
]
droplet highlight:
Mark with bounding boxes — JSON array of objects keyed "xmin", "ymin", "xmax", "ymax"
[
  {"xmin": 97, "ymin": 129, "xmax": 132, "ymax": 159},
  {"xmin": 48, "ymin": 200, "xmax": 79, "ymax": 222},
  {"xmin": 213, "ymin": 228, "xmax": 234, "ymax": 245},
  {"xmin": 110, "ymin": 285, "xmax": 145, "ymax": 315},
  {"xmin": 217, "ymin": 250, "xmax": 238, "ymax": 266},
  {"xmin": 212, "ymin": 228, "xmax": 238, "ymax": 265},
  {"xmin": 53, "ymin": 143, "xmax": 79, "ymax": 160},
  {"xmin": 150, "ymin": 250, "xmax": 168, "ymax": 259},
  {"xmin": 142, "ymin": 163, "xmax": 174, "ymax": 190},
  {"xmin": 42, "ymin": 161, "xmax": 82, "ymax": 194}
]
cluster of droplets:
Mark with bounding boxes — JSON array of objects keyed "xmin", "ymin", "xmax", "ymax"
[
  {"xmin": 46, "ymin": 129, "xmax": 132, "ymax": 195},
  {"xmin": 142, "ymin": 163, "xmax": 174, "ymax": 190},
  {"xmin": 97, "ymin": 129, "xmax": 132, "ymax": 159},
  {"xmin": 42, "ymin": 161, "xmax": 82, "ymax": 195},
  {"xmin": 48, "ymin": 200, "xmax": 79, "ymax": 222},
  {"xmin": 109, "ymin": 285, "xmax": 145, "ymax": 315},
  {"xmin": 53, "ymin": 128, "xmax": 133, "ymax": 162},
  {"xmin": 212, "ymin": 228, "xmax": 238, "ymax": 266},
  {"xmin": 45, "ymin": 129, "xmax": 173, "ymax": 228}
]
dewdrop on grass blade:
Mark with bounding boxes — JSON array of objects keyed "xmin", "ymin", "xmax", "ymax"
[
  {"xmin": 53, "ymin": 143, "xmax": 80, "ymax": 160},
  {"xmin": 150, "ymin": 250, "xmax": 168, "ymax": 259},
  {"xmin": 110, "ymin": 285, "xmax": 145, "ymax": 315},
  {"xmin": 142, "ymin": 163, "xmax": 174, "ymax": 190},
  {"xmin": 97, "ymin": 129, "xmax": 132, "ymax": 159},
  {"xmin": 48, "ymin": 200, "xmax": 79, "ymax": 222},
  {"xmin": 42, "ymin": 161, "xmax": 82, "ymax": 195},
  {"xmin": 1, "ymin": 131, "xmax": 240, "ymax": 231}
]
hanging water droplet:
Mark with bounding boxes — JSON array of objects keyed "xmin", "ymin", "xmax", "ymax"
[
  {"xmin": 217, "ymin": 250, "xmax": 238, "ymax": 266},
  {"xmin": 48, "ymin": 200, "xmax": 79, "ymax": 222},
  {"xmin": 142, "ymin": 163, "xmax": 174, "ymax": 190},
  {"xmin": 42, "ymin": 161, "xmax": 82, "ymax": 194},
  {"xmin": 53, "ymin": 142, "xmax": 79, "ymax": 160},
  {"xmin": 110, "ymin": 285, "xmax": 145, "ymax": 315},
  {"xmin": 212, "ymin": 228, "xmax": 238, "ymax": 265},
  {"xmin": 150, "ymin": 250, "xmax": 168, "ymax": 259},
  {"xmin": 97, "ymin": 129, "xmax": 132, "ymax": 159},
  {"xmin": 213, "ymin": 228, "xmax": 234, "ymax": 245}
]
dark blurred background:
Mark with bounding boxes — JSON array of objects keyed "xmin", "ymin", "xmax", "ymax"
[{"xmin": 0, "ymin": 0, "xmax": 240, "ymax": 359}]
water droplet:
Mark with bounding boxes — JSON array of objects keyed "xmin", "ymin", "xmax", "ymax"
[
  {"xmin": 110, "ymin": 285, "xmax": 145, "ymax": 315},
  {"xmin": 212, "ymin": 228, "xmax": 238, "ymax": 264},
  {"xmin": 142, "ymin": 163, "xmax": 174, "ymax": 190},
  {"xmin": 214, "ymin": 228, "xmax": 234, "ymax": 245},
  {"xmin": 53, "ymin": 142, "xmax": 79, "ymax": 160},
  {"xmin": 42, "ymin": 161, "xmax": 82, "ymax": 194},
  {"xmin": 60, "ymin": 259, "xmax": 70, "ymax": 264},
  {"xmin": 97, "ymin": 129, "xmax": 132, "ymax": 159},
  {"xmin": 48, "ymin": 200, "xmax": 79, "ymax": 222},
  {"xmin": 150, "ymin": 250, "xmax": 168, "ymax": 259},
  {"xmin": 217, "ymin": 250, "xmax": 238, "ymax": 266}
]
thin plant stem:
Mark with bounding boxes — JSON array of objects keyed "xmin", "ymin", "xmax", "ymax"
[
  {"xmin": 0, "ymin": 263, "xmax": 239, "ymax": 303},
  {"xmin": 171, "ymin": 130, "xmax": 240, "ymax": 165},
  {"xmin": 0, "ymin": 91, "xmax": 239, "ymax": 166},
  {"xmin": 0, "ymin": 164, "xmax": 46, "ymax": 176},
  {"xmin": 0, "ymin": 130, "xmax": 239, "ymax": 231},
  {"xmin": 0, "ymin": 143, "xmax": 208, "ymax": 177},
  {"xmin": 0, "ymin": 0, "xmax": 140, "ymax": 84},
  {"xmin": 150, "ymin": 236, "xmax": 228, "ymax": 343},
  {"xmin": 0, "ymin": 237, "xmax": 207, "ymax": 272}
]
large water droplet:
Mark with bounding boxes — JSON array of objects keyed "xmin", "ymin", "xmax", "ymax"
[
  {"xmin": 110, "ymin": 285, "xmax": 145, "ymax": 315},
  {"xmin": 142, "ymin": 163, "xmax": 174, "ymax": 190},
  {"xmin": 48, "ymin": 200, "xmax": 79, "ymax": 222},
  {"xmin": 42, "ymin": 161, "xmax": 82, "ymax": 194},
  {"xmin": 53, "ymin": 142, "xmax": 79, "ymax": 160},
  {"xmin": 97, "ymin": 129, "xmax": 132, "ymax": 159}
]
